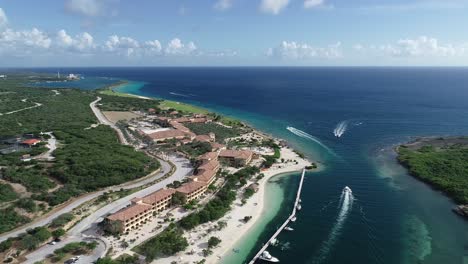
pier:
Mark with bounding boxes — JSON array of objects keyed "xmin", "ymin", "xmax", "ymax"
[{"xmin": 248, "ymin": 168, "xmax": 306, "ymax": 264}]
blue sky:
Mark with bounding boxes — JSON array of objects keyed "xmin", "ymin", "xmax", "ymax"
[{"xmin": 0, "ymin": 0, "xmax": 468, "ymax": 66}]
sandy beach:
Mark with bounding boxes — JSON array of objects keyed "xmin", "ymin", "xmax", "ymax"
[{"xmin": 155, "ymin": 146, "xmax": 313, "ymax": 264}]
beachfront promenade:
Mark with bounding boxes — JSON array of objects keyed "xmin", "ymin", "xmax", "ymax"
[{"xmin": 248, "ymin": 168, "xmax": 306, "ymax": 264}]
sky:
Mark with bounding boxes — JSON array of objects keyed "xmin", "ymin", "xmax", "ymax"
[{"xmin": 1, "ymin": 0, "xmax": 468, "ymax": 66}]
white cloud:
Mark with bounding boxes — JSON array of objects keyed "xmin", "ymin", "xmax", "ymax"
[
  {"xmin": 65, "ymin": 0, "xmax": 102, "ymax": 17},
  {"xmin": 104, "ymin": 35, "xmax": 140, "ymax": 56},
  {"xmin": 143, "ymin": 40, "xmax": 162, "ymax": 55},
  {"xmin": 165, "ymin": 38, "xmax": 197, "ymax": 55},
  {"xmin": 358, "ymin": 36, "xmax": 467, "ymax": 58},
  {"xmin": 260, "ymin": 0, "xmax": 290, "ymax": 14},
  {"xmin": 56, "ymin": 30, "xmax": 95, "ymax": 52},
  {"xmin": 268, "ymin": 41, "xmax": 342, "ymax": 59},
  {"xmin": 0, "ymin": 28, "xmax": 52, "ymax": 55},
  {"xmin": 0, "ymin": 8, "xmax": 7, "ymax": 28},
  {"xmin": 304, "ymin": 0, "xmax": 324, "ymax": 9},
  {"xmin": 214, "ymin": 0, "xmax": 233, "ymax": 11}
]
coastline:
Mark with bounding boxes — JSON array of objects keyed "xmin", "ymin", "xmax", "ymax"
[
  {"xmin": 152, "ymin": 146, "xmax": 314, "ymax": 264},
  {"xmin": 396, "ymin": 136, "xmax": 468, "ymax": 220},
  {"xmin": 109, "ymin": 80, "xmax": 321, "ymax": 263}
]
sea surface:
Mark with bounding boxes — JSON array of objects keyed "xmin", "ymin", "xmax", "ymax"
[{"xmin": 26, "ymin": 67, "xmax": 468, "ymax": 264}]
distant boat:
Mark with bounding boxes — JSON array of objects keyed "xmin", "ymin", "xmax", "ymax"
[
  {"xmin": 344, "ymin": 186, "xmax": 352, "ymax": 194},
  {"xmin": 259, "ymin": 251, "xmax": 279, "ymax": 262},
  {"xmin": 284, "ymin": 226, "xmax": 294, "ymax": 231},
  {"xmin": 270, "ymin": 238, "xmax": 278, "ymax": 245},
  {"xmin": 291, "ymin": 216, "xmax": 297, "ymax": 222},
  {"xmin": 296, "ymin": 204, "xmax": 302, "ymax": 210}
]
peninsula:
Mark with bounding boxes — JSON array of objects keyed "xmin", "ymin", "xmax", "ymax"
[
  {"xmin": 0, "ymin": 74, "xmax": 316, "ymax": 264},
  {"xmin": 397, "ymin": 137, "xmax": 468, "ymax": 219}
]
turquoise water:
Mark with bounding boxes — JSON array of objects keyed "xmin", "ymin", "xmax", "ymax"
[
  {"xmin": 221, "ymin": 172, "xmax": 299, "ymax": 264},
  {"xmin": 28, "ymin": 67, "xmax": 468, "ymax": 264}
]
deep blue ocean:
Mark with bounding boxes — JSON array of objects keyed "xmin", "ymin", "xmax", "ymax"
[{"xmin": 24, "ymin": 67, "xmax": 468, "ymax": 264}]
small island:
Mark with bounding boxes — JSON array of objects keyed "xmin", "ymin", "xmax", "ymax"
[{"xmin": 397, "ymin": 137, "xmax": 468, "ymax": 219}]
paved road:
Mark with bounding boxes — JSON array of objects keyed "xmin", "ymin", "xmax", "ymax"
[
  {"xmin": 0, "ymin": 97, "xmax": 149, "ymax": 243},
  {"xmin": 0, "ymin": 157, "xmax": 174, "ymax": 243},
  {"xmin": 23, "ymin": 155, "xmax": 192, "ymax": 264},
  {"xmin": 90, "ymin": 97, "xmax": 129, "ymax": 145}
]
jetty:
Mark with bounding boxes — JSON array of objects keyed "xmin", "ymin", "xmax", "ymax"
[{"xmin": 248, "ymin": 168, "xmax": 306, "ymax": 264}]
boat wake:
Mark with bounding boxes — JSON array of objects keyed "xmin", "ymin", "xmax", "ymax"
[
  {"xmin": 333, "ymin": 120, "xmax": 348, "ymax": 138},
  {"xmin": 311, "ymin": 186, "xmax": 354, "ymax": 264},
  {"xmin": 286, "ymin": 126, "xmax": 334, "ymax": 154},
  {"xmin": 169, "ymin": 92, "xmax": 190, "ymax": 97}
]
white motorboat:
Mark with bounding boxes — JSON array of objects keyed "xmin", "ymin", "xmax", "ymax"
[
  {"xmin": 291, "ymin": 216, "xmax": 297, "ymax": 222},
  {"xmin": 270, "ymin": 238, "xmax": 278, "ymax": 245},
  {"xmin": 296, "ymin": 204, "xmax": 302, "ymax": 210},
  {"xmin": 284, "ymin": 226, "xmax": 294, "ymax": 231},
  {"xmin": 344, "ymin": 186, "xmax": 352, "ymax": 194},
  {"xmin": 259, "ymin": 251, "xmax": 279, "ymax": 262}
]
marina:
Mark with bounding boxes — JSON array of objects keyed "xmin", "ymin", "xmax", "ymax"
[{"xmin": 248, "ymin": 168, "xmax": 306, "ymax": 263}]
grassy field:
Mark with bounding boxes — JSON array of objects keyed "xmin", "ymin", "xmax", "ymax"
[
  {"xmin": 99, "ymin": 89, "xmax": 141, "ymax": 98},
  {"xmin": 159, "ymin": 100, "xmax": 210, "ymax": 114}
]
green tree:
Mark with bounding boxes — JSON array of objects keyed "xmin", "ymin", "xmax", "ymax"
[{"xmin": 207, "ymin": 236, "xmax": 221, "ymax": 248}]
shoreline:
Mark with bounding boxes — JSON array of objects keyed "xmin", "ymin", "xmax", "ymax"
[
  {"xmin": 110, "ymin": 80, "xmax": 321, "ymax": 263},
  {"xmin": 209, "ymin": 147, "xmax": 315, "ymax": 264},
  {"xmin": 153, "ymin": 146, "xmax": 316, "ymax": 264},
  {"xmin": 396, "ymin": 136, "xmax": 468, "ymax": 220}
]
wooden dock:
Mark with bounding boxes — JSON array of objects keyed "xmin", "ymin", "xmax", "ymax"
[{"xmin": 248, "ymin": 168, "xmax": 306, "ymax": 264}]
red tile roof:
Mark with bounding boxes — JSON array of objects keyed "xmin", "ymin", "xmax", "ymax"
[
  {"xmin": 194, "ymin": 135, "xmax": 212, "ymax": 142},
  {"xmin": 190, "ymin": 169, "xmax": 217, "ymax": 184},
  {"xmin": 198, "ymin": 159, "xmax": 220, "ymax": 171},
  {"xmin": 149, "ymin": 129, "xmax": 187, "ymax": 140},
  {"xmin": 176, "ymin": 181, "xmax": 206, "ymax": 194},
  {"xmin": 107, "ymin": 203, "xmax": 152, "ymax": 222},
  {"xmin": 219, "ymin": 149, "xmax": 253, "ymax": 160},
  {"xmin": 140, "ymin": 188, "xmax": 176, "ymax": 205},
  {"xmin": 21, "ymin": 139, "xmax": 41, "ymax": 145},
  {"xmin": 200, "ymin": 152, "xmax": 218, "ymax": 161}
]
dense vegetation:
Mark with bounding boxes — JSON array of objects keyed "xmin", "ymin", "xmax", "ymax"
[
  {"xmin": 50, "ymin": 241, "xmax": 98, "ymax": 262},
  {"xmin": 0, "ymin": 183, "xmax": 18, "ymax": 202},
  {"xmin": 136, "ymin": 223, "xmax": 188, "ymax": 261},
  {"xmin": 0, "ymin": 75, "xmax": 160, "ymax": 233},
  {"xmin": 185, "ymin": 122, "xmax": 242, "ymax": 143},
  {"xmin": 398, "ymin": 144, "xmax": 468, "ymax": 204},
  {"xmin": 177, "ymin": 141, "xmax": 212, "ymax": 158},
  {"xmin": 0, "ymin": 208, "xmax": 30, "ymax": 233},
  {"xmin": 49, "ymin": 213, "xmax": 74, "ymax": 228}
]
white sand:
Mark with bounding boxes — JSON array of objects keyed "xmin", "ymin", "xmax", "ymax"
[{"xmin": 156, "ymin": 146, "xmax": 312, "ymax": 264}]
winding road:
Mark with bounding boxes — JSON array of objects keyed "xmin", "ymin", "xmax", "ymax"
[
  {"xmin": 23, "ymin": 155, "xmax": 192, "ymax": 264},
  {"xmin": 90, "ymin": 97, "xmax": 129, "ymax": 145},
  {"xmin": 0, "ymin": 96, "xmax": 192, "ymax": 263}
]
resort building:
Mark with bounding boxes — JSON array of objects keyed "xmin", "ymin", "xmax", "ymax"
[
  {"xmin": 20, "ymin": 139, "xmax": 42, "ymax": 147},
  {"xmin": 148, "ymin": 129, "xmax": 194, "ymax": 142},
  {"xmin": 132, "ymin": 188, "xmax": 176, "ymax": 213},
  {"xmin": 200, "ymin": 151, "xmax": 219, "ymax": 161},
  {"xmin": 198, "ymin": 159, "xmax": 220, "ymax": 172},
  {"xmin": 169, "ymin": 121, "xmax": 191, "ymax": 133},
  {"xmin": 219, "ymin": 149, "xmax": 254, "ymax": 167},
  {"xmin": 106, "ymin": 203, "xmax": 153, "ymax": 233},
  {"xmin": 190, "ymin": 169, "xmax": 217, "ymax": 186},
  {"xmin": 175, "ymin": 181, "xmax": 208, "ymax": 202},
  {"xmin": 194, "ymin": 133, "xmax": 215, "ymax": 143}
]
